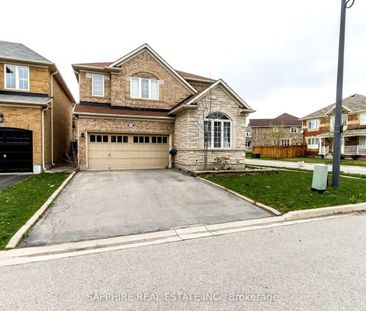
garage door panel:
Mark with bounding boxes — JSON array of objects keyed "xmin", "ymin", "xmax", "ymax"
[{"xmin": 88, "ymin": 134, "xmax": 169, "ymax": 170}]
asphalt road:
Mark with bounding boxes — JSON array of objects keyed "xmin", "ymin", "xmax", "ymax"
[
  {"xmin": 21, "ymin": 170, "xmax": 268, "ymax": 247},
  {"xmin": 1, "ymin": 213, "xmax": 366, "ymax": 311}
]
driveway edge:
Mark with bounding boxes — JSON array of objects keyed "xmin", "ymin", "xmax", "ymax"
[
  {"xmin": 5, "ymin": 171, "xmax": 77, "ymax": 250},
  {"xmin": 198, "ymin": 177, "xmax": 282, "ymax": 216}
]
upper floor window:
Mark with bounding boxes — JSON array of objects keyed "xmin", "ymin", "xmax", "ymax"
[
  {"xmin": 204, "ymin": 112, "xmax": 231, "ymax": 149},
  {"xmin": 5, "ymin": 64, "xmax": 29, "ymax": 90},
  {"xmin": 360, "ymin": 113, "xmax": 366, "ymax": 125},
  {"xmin": 330, "ymin": 114, "xmax": 347, "ymax": 132},
  {"xmin": 290, "ymin": 127, "xmax": 298, "ymax": 133},
  {"xmin": 307, "ymin": 119, "xmax": 320, "ymax": 130},
  {"xmin": 92, "ymin": 74, "xmax": 104, "ymax": 97},
  {"xmin": 130, "ymin": 77, "xmax": 159, "ymax": 100}
]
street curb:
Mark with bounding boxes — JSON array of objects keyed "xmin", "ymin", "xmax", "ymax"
[
  {"xmin": 5, "ymin": 171, "xmax": 77, "ymax": 249},
  {"xmin": 284, "ymin": 202, "xmax": 366, "ymax": 221},
  {"xmin": 0, "ymin": 208, "xmax": 364, "ymax": 267},
  {"xmin": 198, "ymin": 177, "xmax": 282, "ymax": 216}
]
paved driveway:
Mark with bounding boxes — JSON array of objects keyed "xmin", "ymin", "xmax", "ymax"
[
  {"xmin": 21, "ymin": 170, "xmax": 270, "ymax": 246},
  {"xmin": 0, "ymin": 175, "xmax": 30, "ymax": 191}
]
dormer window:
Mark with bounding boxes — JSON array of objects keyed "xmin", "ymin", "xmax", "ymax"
[
  {"xmin": 130, "ymin": 77, "xmax": 159, "ymax": 100},
  {"xmin": 5, "ymin": 64, "xmax": 29, "ymax": 91},
  {"xmin": 92, "ymin": 74, "xmax": 104, "ymax": 97}
]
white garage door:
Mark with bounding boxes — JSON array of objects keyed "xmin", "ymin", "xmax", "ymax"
[{"xmin": 88, "ymin": 134, "xmax": 170, "ymax": 170}]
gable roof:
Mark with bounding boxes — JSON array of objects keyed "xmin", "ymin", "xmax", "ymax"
[
  {"xmin": 175, "ymin": 70, "xmax": 215, "ymax": 83},
  {"xmin": 249, "ymin": 113, "xmax": 301, "ymax": 127},
  {"xmin": 302, "ymin": 94, "xmax": 366, "ymax": 119},
  {"xmin": 107, "ymin": 43, "xmax": 196, "ymax": 94},
  {"xmin": 169, "ymin": 79, "xmax": 255, "ymax": 115},
  {"xmin": 0, "ymin": 40, "xmax": 52, "ymax": 64}
]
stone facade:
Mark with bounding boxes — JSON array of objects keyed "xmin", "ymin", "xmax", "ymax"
[
  {"xmin": 76, "ymin": 116, "xmax": 174, "ymax": 168},
  {"xmin": 173, "ymin": 85, "xmax": 247, "ymax": 170}
]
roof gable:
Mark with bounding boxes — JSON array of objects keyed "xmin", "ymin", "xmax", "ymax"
[
  {"xmin": 108, "ymin": 44, "xmax": 196, "ymax": 94},
  {"xmin": 249, "ymin": 113, "xmax": 301, "ymax": 127},
  {"xmin": 302, "ymin": 94, "xmax": 366, "ymax": 119},
  {"xmin": 169, "ymin": 79, "xmax": 254, "ymax": 115}
]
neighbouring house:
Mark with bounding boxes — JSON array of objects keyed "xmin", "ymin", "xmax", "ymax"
[
  {"xmin": 249, "ymin": 113, "xmax": 303, "ymax": 147},
  {"xmin": 302, "ymin": 94, "xmax": 366, "ymax": 158},
  {"xmin": 72, "ymin": 44, "xmax": 255, "ymax": 171},
  {"xmin": 245, "ymin": 126, "xmax": 252, "ymax": 151},
  {"xmin": 0, "ymin": 40, "xmax": 75, "ymax": 173}
]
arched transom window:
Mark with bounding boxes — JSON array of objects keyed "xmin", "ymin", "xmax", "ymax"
[{"xmin": 204, "ymin": 112, "xmax": 232, "ymax": 149}]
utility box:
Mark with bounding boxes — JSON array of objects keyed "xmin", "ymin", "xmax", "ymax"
[{"xmin": 311, "ymin": 164, "xmax": 328, "ymax": 192}]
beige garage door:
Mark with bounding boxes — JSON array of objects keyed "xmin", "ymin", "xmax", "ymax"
[{"xmin": 88, "ymin": 134, "xmax": 170, "ymax": 170}]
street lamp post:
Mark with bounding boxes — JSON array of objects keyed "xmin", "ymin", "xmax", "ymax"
[{"xmin": 332, "ymin": 0, "xmax": 355, "ymax": 187}]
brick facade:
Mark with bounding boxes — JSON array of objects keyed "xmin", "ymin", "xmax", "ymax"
[
  {"xmin": 251, "ymin": 126, "xmax": 303, "ymax": 147},
  {"xmin": 0, "ymin": 62, "xmax": 49, "ymax": 94},
  {"xmin": 74, "ymin": 45, "xmax": 253, "ymax": 171},
  {"xmin": 76, "ymin": 116, "xmax": 174, "ymax": 169},
  {"xmin": 0, "ymin": 61, "xmax": 73, "ymax": 172}
]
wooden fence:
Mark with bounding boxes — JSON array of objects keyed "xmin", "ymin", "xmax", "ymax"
[{"xmin": 252, "ymin": 145, "xmax": 307, "ymax": 158}]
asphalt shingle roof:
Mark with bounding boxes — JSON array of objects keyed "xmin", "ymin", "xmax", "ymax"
[
  {"xmin": 249, "ymin": 113, "xmax": 301, "ymax": 127},
  {"xmin": 0, "ymin": 40, "xmax": 52, "ymax": 64},
  {"xmin": 0, "ymin": 93, "xmax": 51, "ymax": 106},
  {"xmin": 302, "ymin": 94, "xmax": 366, "ymax": 119}
]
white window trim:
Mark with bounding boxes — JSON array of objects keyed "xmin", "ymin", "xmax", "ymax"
[
  {"xmin": 130, "ymin": 77, "xmax": 159, "ymax": 100},
  {"xmin": 307, "ymin": 119, "xmax": 320, "ymax": 131},
  {"xmin": 204, "ymin": 115, "xmax": 232, "ymax": 150},
  {"xmin": 281, "ymin": 139, "xmax": 291, "ymax": 146},
  {"xmin": 290, "ymin": 127, "xmax": 298, "ymax": 133},
  {"xmin": 92, "ymin": 74, "xmax": 105, "ymax": 97},
  {"xmin": 307, "ymin": 137, "xmax": 319, "ymax": 149},
  {"xmin": 360, "ymin": 113, "xmax": 366, "ymax": 126},
  {"xmin": 4, "ymin": 64, "xmax": 30, "ymax": 91}
]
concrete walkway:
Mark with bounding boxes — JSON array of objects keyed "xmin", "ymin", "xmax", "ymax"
[
  {"xmin": 246, "ymin": 158, "xmax": 366, "ymax": 175},
  {"xmin": 0, "ymin": 175, "xmax": 30, "ymax": 191}
]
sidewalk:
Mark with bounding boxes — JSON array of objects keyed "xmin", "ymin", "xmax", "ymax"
[{"xmin": 245, "ymin": 159, "xmax": 366, "ymax": 175}]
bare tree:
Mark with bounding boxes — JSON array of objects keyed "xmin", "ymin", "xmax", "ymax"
[{"xmin": 191, "ymin": 89, "xmax": 213, "ymax": 170}]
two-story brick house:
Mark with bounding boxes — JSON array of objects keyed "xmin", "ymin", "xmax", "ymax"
[
  {"xmin": 0, "ymin": 41, "xmax": 75, "ymax": 173},
  {"xmin": 72, "ymin": 44, "xmax": 254, "ymax": 171},
  {"xmin": 248, "ymin": 113, "xmax": 303, "ymax": 147},
  {"xmin": 302, "ymin": 94, "xmax": 366, "ymax": 157}
]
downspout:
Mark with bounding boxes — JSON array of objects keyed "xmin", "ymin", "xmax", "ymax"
[
  {"xmin": 50, "ymin": 71, "xmax": 58, "ymax": 166},
  {"xmin": 42, "ymin": 104, "xmax": 51, "ymax": 171}
]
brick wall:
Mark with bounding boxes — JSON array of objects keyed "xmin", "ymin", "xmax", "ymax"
[
  {"xmin": 76, "ymin": 116, "xmax": 174, "ymax": 168},
  {"xmin": 0, "ymin": 62, "xmax": 50, "ymax": 94},
  {"xmin": 79, "ymin": 71, "xmax": 111, "ymax": 103},
  {"xmin": 78, "ymin": 50, "xmax": 193, "ymax": 109},
  {"xmin": 52, "ymin": 78, "xmax": 73, "ymax": 161},
  {"xmin": 0, "ymin": 106, "xmax": 42, "ymax": 165},
  {"xmin": 251, "ymin": 126, "xmax": 303, "ymax": 146}
]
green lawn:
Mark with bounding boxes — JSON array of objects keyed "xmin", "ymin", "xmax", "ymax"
[
  {"xmin": 260, "ymin": 156, "xmax": 366, "ymax": 167},
  {"xmin": 0, "ymin": 172, "xmax": 69, "ymax": 249},
  {"xmin": 206, "ymin": 170, "xmax": 366, "ymax": 214}
]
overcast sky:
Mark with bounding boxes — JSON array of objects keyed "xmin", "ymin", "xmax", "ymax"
[{"xmin": 1, "ymin": 0, "xmax": 365, "ymax": 119}]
